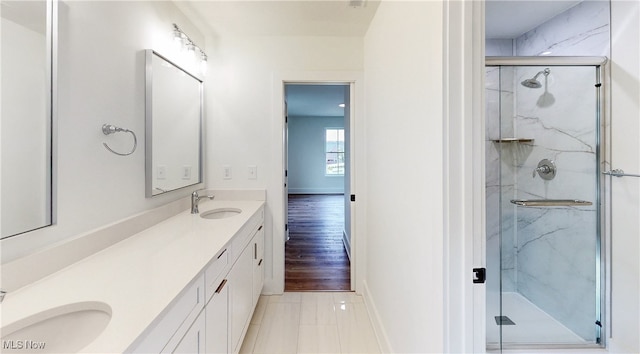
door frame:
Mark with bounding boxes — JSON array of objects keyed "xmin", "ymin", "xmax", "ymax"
[
  {"xmin": 458, "ymin": 1, "xmax": 615, "ymax": 351},
  {"xmin": 269, "ymin": 71, "xmax": 364, "ymax": 295},
  {"xmin": 284, "ymin": 82, "xmax": 353, "ymax": 290},
  {"xmin": 443, "ymin": 0, "xmax": 486, "ymax": 352}
]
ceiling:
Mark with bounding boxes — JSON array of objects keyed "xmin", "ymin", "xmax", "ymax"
[
  {"xmin": 179, "ymin": 0, "xmax": 583, "ymax": 116},
  {"xmin": 180, "ymin": 1, "xmax": 380, "ymax": 37},
  {"xmin": 1, "ymin": 1, "xmax": 46, "ymax": 34},
  {"xmin": 181, "ymin": 0, "xmax": 583, "ymax": 39},
  {"xmin": 286, "ymin": 84, "xmax": 346, "ymax": 117}
]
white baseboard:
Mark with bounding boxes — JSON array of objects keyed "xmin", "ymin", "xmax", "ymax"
[
  {"xmin": 288, "ymin": 188, "xmax": 344, "ymax": 194},
  {"xmin": 342, "ymin": 229, "xmax": 351, "ymax": 261},
  {"xmin": 362, "ymin": 280, "xmax": 392, "ymax": 353},
  {"xmin": 607, "ymin": 338, "xmax": 636, "ymax": 354}
]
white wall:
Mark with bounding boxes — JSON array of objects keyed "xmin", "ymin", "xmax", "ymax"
[
  {"xmin": 1, "ymin": 1, "xmax": 205, "ymax": 263},
  {"xmin": 363, "ymin": 1, "xmax": 444, "ymax": 352},
  {"xmin": 288, "ymin": 116, "xmax": 345, "ymax": 194},
  {"xmin": 609, "ymin": 1, "xmax": 640, "ymax": 352},
  {"xmin": 202, "ymin": 33, "xmax": 364, "ymax": 293}
]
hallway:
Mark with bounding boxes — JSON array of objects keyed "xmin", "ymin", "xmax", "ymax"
[{"xmin": 285, "ymin": 194, "xmax": 350, "ymax": 291}]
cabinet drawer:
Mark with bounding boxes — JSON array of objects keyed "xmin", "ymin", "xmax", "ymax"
[
  {"xmin": 205, "ymin": 248, "xmax": 229, "ymax": 302},
  {"xmin": 129, "ymin": 274, "xmax": 205, "ymax": 353},
  {"xmin": 170, "ymin": 308, "xmax": 206, "ymax": 354}
]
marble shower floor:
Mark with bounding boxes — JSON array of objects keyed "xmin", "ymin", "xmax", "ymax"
[
  {"xmin": 239, "ymin": 292, "xmax": 381, "ymax": 354},
  {"xmin": 487, "ymin": 292, "xmax": 588, "ymax": 347}
]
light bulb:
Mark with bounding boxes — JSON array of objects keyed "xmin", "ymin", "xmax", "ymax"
[
  {"xmin": 184, "ymin": 44, "xmax": 196, "ymax": 65},
  {"xmin": 173, "ymin": 32, "xmax": 183, "ymax": 51},
  {"xmin": 200, "ymin": 55, "xmax": 208, "ymax": 75}
]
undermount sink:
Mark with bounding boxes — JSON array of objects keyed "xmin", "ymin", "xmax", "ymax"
[
  {"xmin": 1, "ymin": 301, "xmax": 112, "ymax": 353},
  {"xmin": 200, "ymin": 208, "xmax": 242, "ymax": 219}
]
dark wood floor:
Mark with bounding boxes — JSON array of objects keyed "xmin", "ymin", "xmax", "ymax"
[{"xmin": 285, "ymin": 194, "xmax": 350, "ymax": 291}]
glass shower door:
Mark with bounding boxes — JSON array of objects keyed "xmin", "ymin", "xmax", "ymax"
[{"xmin": 488, "ymin": 63, "xmax": 603, "ymax": 349}]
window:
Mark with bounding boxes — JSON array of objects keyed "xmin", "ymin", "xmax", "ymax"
[{"xmin": 325, "ymin": 128, "xmax": 345, "ymax": 176}]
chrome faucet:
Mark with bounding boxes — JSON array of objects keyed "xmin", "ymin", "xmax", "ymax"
[
  {"xmin": 191, "ymin": 191, "xmax": 214, "ymax": 214},
  {"xmin": 0, "ymin": 290, "xmax": 6, "ymax": 303}
]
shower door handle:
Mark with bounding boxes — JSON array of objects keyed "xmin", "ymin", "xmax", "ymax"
[{"xmin": 603, "ymin": 169, "xmax": 640, "ymax": 178}]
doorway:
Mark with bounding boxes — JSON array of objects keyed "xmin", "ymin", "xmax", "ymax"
[{"xmin": 284, "ymin": 83, "xmax": 352, "ymax": 291}]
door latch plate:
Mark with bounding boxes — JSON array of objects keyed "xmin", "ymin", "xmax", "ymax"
[{"xmin": 473, "ymin": 268, "xmax": 486, "ymax": 283}]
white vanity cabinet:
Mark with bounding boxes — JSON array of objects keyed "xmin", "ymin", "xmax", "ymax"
[
  {"xmin": 128, "ymin": 205, "xmax": 265, "ymax": 354},
  {"xmin": 172, "ymin": 309, "xmax": 206, "ymax": 353},
  {"xmin": 228, "ymin": 220, "xmax": 265, "ymax": 353},
  {"xmin": 252, "ymin": 225, "xmax": 265, "ymax": 306},
  {"xmin": 204, "ymin": 247, "xmax": 230, "ymax": 353},
  {"xmin": 128, "ymin": 274, "xmax": 206, "ymax": 353},
  {"xmin": 228, "ymin": 241, "xmax": 255, "ymax": 353},
  {"xmin": 205, "ymin": 278, "xmax": 229, "ymax": 353}
]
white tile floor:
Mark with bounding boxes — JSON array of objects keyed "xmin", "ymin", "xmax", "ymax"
[{"xmin": 239, "ymin": 292, "xmax": 381, "ymax": 354}]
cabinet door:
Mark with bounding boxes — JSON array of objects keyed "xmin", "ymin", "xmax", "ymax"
[
  {"xmin": 172, "ymin": 309, "xmax": 205, "ymax": 354},
  {"xmin": 252, "ymin": 227, "xmax": 265, "ymax": 306},
  {"xmin": 133, "ymin": 275, "xmax": 205, "ymax": 354},
  {"xmin": 206, "ymin": 278, "xmax": 229, "ymax": 354},
  {"xmin": 229, "ymin": 243, "xmax": 253, "ymax": 353}
]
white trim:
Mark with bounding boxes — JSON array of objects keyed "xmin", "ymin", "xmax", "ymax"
[
  {"xmin": 287, "ymin": 188, "xmax": 344, "ymax": 194},
  {"xmin": 269, "ymin": 71, "xmax": 365, "ymax": 295},
  {"xmin": 471, "ymin": 0, "xmax": 488, "ymax": 352},
  {"xmin": 362, "ymin": 280, "xmax": 392, "ymax": 353},
  {"xmin": 342, "ymin": 229, "xmax": 351, "ymax": 261},
  {"xmin": 443, "ymin": 0, "xmax": 485, "ymax": 352}
]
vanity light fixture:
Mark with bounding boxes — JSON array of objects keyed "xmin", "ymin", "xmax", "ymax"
[
  {"xmin": 173, "ymin": 27, "xmax": 184, "ymax": 48},
  {"xmin": 200, "ymin": 52, "xmax": 208, "ymax": 75},
  {"xmin": 172, "ymin": 23, "xmax": 208, "ymax": 74}
]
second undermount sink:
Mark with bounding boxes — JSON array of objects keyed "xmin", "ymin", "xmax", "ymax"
[
  {"xmin": 1, "ymin": 301, "xmax": 112, "ymax": 353},
  {"xmin": 200, "ymin": 208, "xmax": 242, "ymax": 219}
]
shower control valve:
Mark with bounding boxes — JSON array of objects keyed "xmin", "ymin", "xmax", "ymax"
[{"xmin": 533, "ymin": 159, "xmax": 556, "ymax": 180}]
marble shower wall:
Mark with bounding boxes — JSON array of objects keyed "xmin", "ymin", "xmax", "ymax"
[
  {"xmin": 515, "ymin": 0, "xmax": 610, "ymax": 57},
  {"xmin": 513, "ymin": 66, "xmax": 598, "ymax": 341},
  {"xmin": 485, "ymin": 0, "xmax": 609, "ymax": 342}
]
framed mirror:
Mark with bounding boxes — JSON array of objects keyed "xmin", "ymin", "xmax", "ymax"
[
  {"xmin": 1, "ymin": 0, "xmax": 56, "ymax": 239},
  {"xmin": 145, "ymin": 50, "xmax": 203, "ymax": 197}
]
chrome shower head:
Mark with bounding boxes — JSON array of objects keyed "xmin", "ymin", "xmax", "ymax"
[
  {"xmin": 521, "ymin": 78, "xmax": 543, "ymax": 88},
  {"xmin": 521, "ymin": 68, "xmax": 551, "ymax": 88}
]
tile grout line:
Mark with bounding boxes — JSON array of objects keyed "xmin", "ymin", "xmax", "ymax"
[
  {"xmin": 295, "ymin": 294, "xmax": 303, "ymax": 353},
  {"xmin": 334, "ymin": 294, "xmax": 344, "ymax": 354}
]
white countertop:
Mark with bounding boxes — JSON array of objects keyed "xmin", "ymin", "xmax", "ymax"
[{"xmin": 1, "ymin": 199, "xmax": 265, "ymax": 353}]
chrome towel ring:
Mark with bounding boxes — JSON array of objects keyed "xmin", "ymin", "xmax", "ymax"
[{"xmin": 102, "ymin": 124, "xmax": 137, "ymax": 156}]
